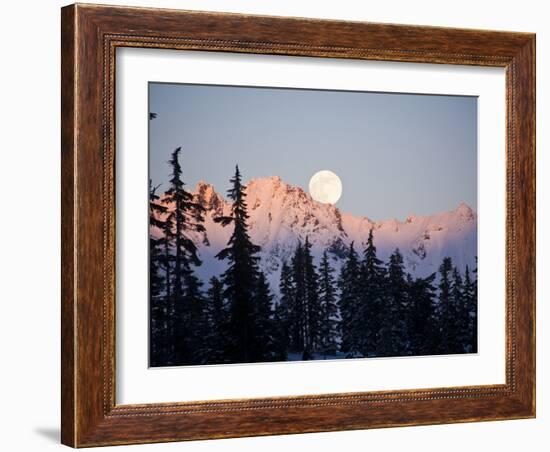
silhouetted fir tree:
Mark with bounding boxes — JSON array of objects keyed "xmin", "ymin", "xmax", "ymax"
[
  {"xmin": 407, "ymin": 273, "xmax": 437, "ymax": 355},
  {"xmin": 303, "ymin": 237, "xmax": 320, "ymax": 359},
  {"xmin": 338, "ymin": 241, "xmax": 361, "ymax": 357},
  {"xmin": 159, "ymin": 218, "xmax": 175, "ymax": 363},
  {"xmin": 274, "ymin": 261, "xmax": 294, "ymax": 359},
  {"xmin": 163, "ymin": 147, "xmax": 206, "ymax": 365},
  {"xmin": 473, "ymin": 263, "xmax": 479, "ymax": 351},
  {"xmin": 462, "ymin": 265, "xmax": 477, "ymax": 353},
  {"xmin": 359, "ymin": 230, "xmax": 387, "ymax": 357},
  {"xmin": 446, "ymin": 266, "xmax": 465, "ymax": 354},
  {"xmin": 273, "ymin": 301, "xmax": 289, "ymax": 361},
  {"xmin": 204, "ymin": 277, "xmax": 227, "ymax": 364},
  {"xmin": 436, "ymin": 257, "xmax": 454, "ymax": 354},
  {"xmin": 149, "ymin": 180, "xmax": 167, "ymax": 295},
  {"xmin": 252, "ymin": 272, "xmax": 277, "ymax": 361},
  {"xmin": 471, "ymin": 262, "xmax": 478, "ymax": 353},
  {"xmin": 214, "ymin": 165, "xmax": 262, "ymax": 363},
  {"xmin": 453, "ymin": 265, "xmax": 471, "ymax": 353},
  {"xmin": 149, "ymin": 180, "xmax": 168, "ymax": 366},
  {"xmin": 318, "ymin": 251, "xmax": 339, "ymax": 358},
  {"xmin": 379, "ymin": 248, "xmax": 409, "ymax": 356},
  {"xmin": 179, "ymin": 272, "xmax": 209, "ymax": 364},
  {"xmin": 290, "ymin": 241, "xmax": 307, "ymax": 352}
]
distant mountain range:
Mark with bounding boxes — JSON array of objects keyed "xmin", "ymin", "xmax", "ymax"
[{"xmin": 154, "ymin": 176, "xmax": 477, "ymax": 296}]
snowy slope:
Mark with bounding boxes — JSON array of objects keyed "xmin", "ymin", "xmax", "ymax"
[{"xmin": 154, "ymin": 176, "xmax": 477, "ymax": 296}]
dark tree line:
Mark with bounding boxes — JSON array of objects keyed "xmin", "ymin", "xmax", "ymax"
[
  {"xmin": 150, "ymin": 147, "xmax": 208, "ymax": 366},
  {"xmin": 150, "ymin": 147, "xmax": 478, "ymax": 366},
  {"xmin": 332, "ymin": 236, "xmax": 478, "ymax": 358},
  {"xmin": 273, "ymin": 232, "xmax": 477, "ymax": 360},
  {"xmin": 150, "ymin": 150, "xmax": 280, "ymax": 365}
]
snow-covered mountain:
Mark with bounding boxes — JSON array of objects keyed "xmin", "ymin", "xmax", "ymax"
[{"xmin": 178, "ymin": 176, "xmax": 477, "ymax": 295}]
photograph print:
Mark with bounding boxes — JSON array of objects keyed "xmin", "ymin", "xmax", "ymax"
[{"xmin": 148, "ymin": 83, "xmax": 478, "ymax": 367}]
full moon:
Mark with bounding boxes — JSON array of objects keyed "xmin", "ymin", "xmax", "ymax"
[{"xmin": 309, "ymin": 170, "xmax": 343, "ymax": 205}]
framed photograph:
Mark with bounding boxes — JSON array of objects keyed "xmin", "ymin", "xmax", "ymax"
[{"xmin": 61, "ymin": 4, "xmax": 535, "ymax": 447}]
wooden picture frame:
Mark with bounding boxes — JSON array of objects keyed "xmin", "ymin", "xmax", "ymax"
[{"xmin": 61, "ymin": 3, "xmax": 535, "ymax": 447}]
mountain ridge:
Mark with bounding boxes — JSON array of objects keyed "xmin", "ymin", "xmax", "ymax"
[{"xmin": 153, "ymin": 176, "xmax": 477, "ymax": 297}]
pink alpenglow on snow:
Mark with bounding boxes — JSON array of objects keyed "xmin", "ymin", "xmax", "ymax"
[{"xmin": 151, "ymin": 176, "xmax": 477, "ymax": 297}]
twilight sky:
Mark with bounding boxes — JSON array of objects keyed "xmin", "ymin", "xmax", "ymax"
[{"xmin": 149, "ymin": 82, "xmax": 477, "ymax": 221}]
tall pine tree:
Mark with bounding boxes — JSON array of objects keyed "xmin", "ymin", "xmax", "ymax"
[
  {"xmin": 407, "ymin": 273, "xmax": 437, "ymax": 356},
  {"xmin": 302, "ymin": 237, "xmax": 321, "ymax": 359},
  {"xmin": 360, "ymin": 230, "xmax": 386, "ymax": 357},
  {"xmin": 159, "ymin": 216, "xmax": 174, "ymax": 363},
  {"xmin": 436, "ymin": 257, "xmax": 454, "ymax": 355},
  {"xmin": 447, "ymin": 266, "xmax": 465, "ymax": 354},
  {"xmin": 462, "ymin": 265, "xmax": 477, "ymax": 353},
  {"xmin": 252, "ymin": 272, "xmax": 277, "ymax": 361},
  {"xmin": 204, "ymin": 277, "xmax": 228, "ymax": 364},
  {"xmin": 290, "ymin": 241, "xmax": 307, "ymax": 352},
  {"xmin": 379, "ymin": 249, "xmax": 409, "ymax": 357},
  {"xmin": 318, "ymin": 251, "xmax": 339, "ymax": 358},
  {"xmin": 163, "ymin": 147, "xmax": 206, "ymax": 365},
  {"xmin": 338, "ymin": 241, "xmax": 361, "ymax": 357},
  {"xmin": 214, "ymin": 165, "xmax": 263, "ymax": 363},
  {"xmin": 274, "ymin": 261, "xmax": 294, "ymax": 359},
  {"xmin": 149, "ymin": 180, "xmax": 168, "ymax": 366},
  {"xmin": 180, "ymin": 270, "xmax": 209, "ymax": 364}
]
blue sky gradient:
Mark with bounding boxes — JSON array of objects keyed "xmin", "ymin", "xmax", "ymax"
[{"xmin": 149, "ymin": 83, "xmax": 477, "ymax": 221}]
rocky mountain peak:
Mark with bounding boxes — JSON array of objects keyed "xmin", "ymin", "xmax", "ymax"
[
  {"xmin": 194, "ymin": 180, "xmax": 224, "ymax": 213},
  {"xmin": 181, "ymin": 177, "xmax": 478, "ymax": 295}
]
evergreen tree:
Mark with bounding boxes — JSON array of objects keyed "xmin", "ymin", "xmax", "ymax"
[
  {"xmin": 462, "ymin": 265, "xmax": 478, "ymax": 353},
  {"xmin": 407, "ymin": 273, "xmax": 437, "ymax": 355},
  {"xmin": 452, "ymin": 265, "xmax": 470, "ymax": 353},
  {"xmin": 338, "ymin": 241, "xmax": 361, "ymax": 357},
  {"xmin": 290, "ymin": 241, "xmax": 307, "ymax": 352},
  {"xmin": 379, "ymin": 248, "xmax": 408, "ymax": 357},
  {"xmin": 359, "ymin": 230, "xmax": 387, "ymax": 357},
  {"xmin": 436, "ymin": 257, "xmax": 454, "ymax": 354},
  {"xmin": 149, "ymin": 180, "xmax": 167, "ymax": 297},
  {"xmin": 303, "ymin": 237, "xmax": 321, "ymax": 359},
  {"xmin": 149, "ymin": 180, "xmax": 168, "ymax": 366},
  {"xmin": 471, "ymin": 262, "xmax": 479, "ymax": 352},
  {"xmin": 274, "ymin": 261, "xmax": 294, "ymax": 359},
  {"xmin": 159, "ymin": 217, "xmax": 174, "ymax": 363},
  {"xmin": 205, "ymin": 277, "xmax": 227, "ymax": 364},
  {"xmin": 214, "ymin": 165, "xmax": 263, "ymax": 363},
  {"xmin": 252, "ymin": 272, "xmax": 277, "ymax": 361},
  {"xmin": 163, "ymin": 147, "xmax": 206, "ymax": 365},
  {"xmin": 163, "ymin": 147, "xmax": 205, "ymax": 288},
  {"xmin": 179, "ymin": 271, "xmax": 209, "ymax": 364},
  {"xmin": 318, "ymin": 251, "xmax": 339, "ymax": 358},
  {"xmin": 273, "ymin": 301, "xmax": 289, "ymax": 361},
  {"xmin": 447, "ymin": 266, "xmax": 465, "ymax": 354}
]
